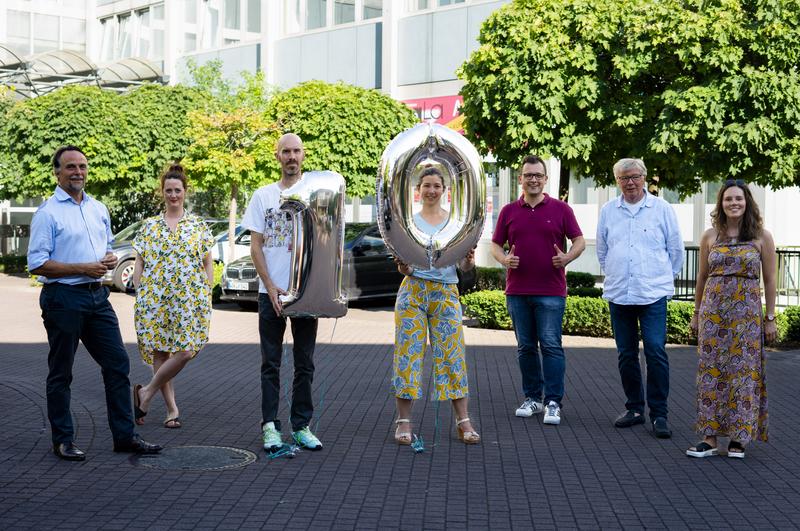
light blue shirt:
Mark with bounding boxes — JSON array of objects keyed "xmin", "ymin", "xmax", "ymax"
[
  {"xmin": 596, "ymin": 190, "xmax": 684, "ymax": 305},
  {"xmin": 411, "ymin": 213, "xmax": 458, "ymax": 285},
  {"xmin": 27, "ymin": 186, "xmax": 114, "ymax": 285}
]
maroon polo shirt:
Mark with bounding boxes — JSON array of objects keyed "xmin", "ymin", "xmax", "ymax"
[{"xmin": 492, "ymin": 194, "xmax": 583, "ymax": 297}]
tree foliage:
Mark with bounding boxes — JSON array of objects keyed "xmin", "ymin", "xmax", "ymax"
[
  {"xmin": 265, "ymin": 80, "xmax": 419, "ymax": 198},
  {"xmin": 0, "ymin": 84, "xmax": 207, "ymax": 229},
  {"xmin": 459, "ymin": 0, "xmax": 800, "ymax": 195}
]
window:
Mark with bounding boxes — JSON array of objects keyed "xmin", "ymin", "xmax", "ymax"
[
  {"xmin": 152, "ymin": 4, "xmax": 165, "ymax": 21},
  {"xmin": 117, "ymin": 14, "xmax": 132, "ymax": 57},
  {"xmin": 247, "ymin": 0, "xmax": 261, "ymax": 32},
  {"xmin": 438, "ymin": 0, "xmax": 465, "ymax": 5},
  {"xmin": 99, "ymin": 17, "xmax": 115, "ymax": 60},
  {"xmin": 335, "ymin": 0, "xmax": 355, "ymax": 24},
  {"xmin": 185, "ymin": 32, "xmax": 197, "ymax": 52},
  {"xmin": 137, "ymin": 10, "xmax": 151, "ymax": 57},
  {"xmin": 363, "ymin": 0, "xmax": 383, "ymax": 19},
  {"xmin": 185, "ymin": 0, "xmax": 197, "ymax": 24},
  {"xmin": 225, "ymin": 0, "xmax": 241, "ymax": 30},
  {"xmin": 6, "ymin": 10, "xmax": 31, "ymax": 52},
  {"xmin": 284, "ymin": 0, "xmax": 302, "ymax": 34},
  {"xmin": 61, "ymin": 17, "xmax": 87, "ymax": 53},
  {"xmin": 224, "ymin": 38, "xmax": 240, "ymax": 45},
  {"xmin": 307, "ymin": 0, "xmax": 327, "ymax": 29},
  {"xmin": 202, "ymin": 5, "xmax": 220, "ymax": 48},
  {"xmin": 34, "ymin": 14, "xmax": 60, "ymax": 54}
]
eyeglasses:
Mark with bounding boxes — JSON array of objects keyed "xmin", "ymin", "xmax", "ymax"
[
  {"xmin": 617, "ymin": 174, "xmax": 644, "ymax": 182},
  {"xmin": 521, "ymin": 172, "xmax": 547, "ymax": 181},
  {"xmin": 724, "ymin": 179, "xmax": 746, "ymax": 187}
]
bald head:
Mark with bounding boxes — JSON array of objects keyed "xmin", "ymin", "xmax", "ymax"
[{"xmin": 275, "ymin": 133, "xmax": 305, "ymax": 182}]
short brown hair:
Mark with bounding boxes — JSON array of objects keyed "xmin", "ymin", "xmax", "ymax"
[
  {"xmin": 520, "ymin": 155, "xmax": 547, "ymax": 176},
  {"xmin": 52, "ymin": 145, "xmax": 86, "ymax": 170}
]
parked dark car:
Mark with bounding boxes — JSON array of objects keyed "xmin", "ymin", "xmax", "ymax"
[
  {"xmin": 102, "ymin": 219, "xmax": 241, "ymax": 291},
  {"xmin": 221, "ymin": 223, "xmax": 404, "ymax": 308}
]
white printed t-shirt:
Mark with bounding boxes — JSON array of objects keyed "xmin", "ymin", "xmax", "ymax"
[{"xmin": 242, "ymin": 182, "xmax": 293, "ymax": 293}]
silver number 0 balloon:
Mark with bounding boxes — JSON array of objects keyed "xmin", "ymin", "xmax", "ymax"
[
  {"xmin": 279, "ymin": 171, "xmax": 348, "ymax": 318},
  {"xmin": 376, "ymin": 122, "xmax": 486, "ymax": 269}
]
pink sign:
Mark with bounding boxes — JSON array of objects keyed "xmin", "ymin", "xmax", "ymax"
[{"xmin": 403, "ymin": 95, "xmax": 464, "ymax": 132}]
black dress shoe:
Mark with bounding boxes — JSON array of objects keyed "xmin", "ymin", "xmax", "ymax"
[
  {"xmin": 652, "ymin": 417, "xmax": 672, "ymax": 439},
  {"xmin": 614, "ymin": 410, "xmax": 646, "ymax": 428},
  {"xmin": 53, "ymin": 442, "xmax": 86, "ymax": 461},
  {"xmin": 113, "ymin": 435, "xmax": 163, "ymax": 454}
]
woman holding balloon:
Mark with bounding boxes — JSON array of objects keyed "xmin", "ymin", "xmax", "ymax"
[{"xmin": 392, "ymin": 166, "xmax": 480, "ymax": 445}]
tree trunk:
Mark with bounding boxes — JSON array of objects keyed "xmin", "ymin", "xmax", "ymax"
[{"xmin": 228, "ymin": 182, "xmax": 238, "ymax": 263}]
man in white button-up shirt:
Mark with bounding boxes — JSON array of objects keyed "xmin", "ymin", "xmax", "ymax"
[{"xmin": 596, "ymin": 158, "xmax": 684, "ymax": 439}]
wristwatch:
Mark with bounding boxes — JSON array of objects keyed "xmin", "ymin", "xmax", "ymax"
[{"xmin": 765, "ymin": 314, "xmax": 776, "ymax": 322}]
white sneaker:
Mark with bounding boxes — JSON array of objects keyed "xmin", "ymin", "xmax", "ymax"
[
  {"xmin": 543, "ymin": 401, "xmax": 561, "ymax": 425},
  {"xmin": 515, "ymin": 398, "xmax": 544, "ymax": 417},
  {"xmin": 262, "ymin": 421, "xmax": 283, "ymax": 451}
]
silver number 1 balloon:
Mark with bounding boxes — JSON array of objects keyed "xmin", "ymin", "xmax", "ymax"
[
  {"xmin": 376, "ymin": 122, "xmax": 486, "ymax": 269},
  {"xmin": 279, "ymin": 171, "xmax": 348, "ymax": 318}
]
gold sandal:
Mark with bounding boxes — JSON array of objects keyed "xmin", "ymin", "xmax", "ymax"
[
  {"xmin": 395, "ymin": 419, "xmax": 412, "ymax": 445},
  {"xmin": 456, "ymin": 417, "xmax": 480, "ymax": 445}
]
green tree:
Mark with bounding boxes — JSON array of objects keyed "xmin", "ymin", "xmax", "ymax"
[
  {"xmin": 265, "ymin": 80, "xmax": 419, "ymax": 198},
  {"xmin": 459, "ymin": 0, "xmax": 800, "ymax": 197},
  {"xmin": 0, "ymin": 84, "xmax": 206, "ymax": 230}
]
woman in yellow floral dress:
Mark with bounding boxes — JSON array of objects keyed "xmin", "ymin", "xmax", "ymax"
[
  {"xmin": 131, "ymin": 164, "xmax": 214, "ymax": 428},
  {"xmin": 687, "ymin": 180, "xmax": 776, "ymax": 459}
]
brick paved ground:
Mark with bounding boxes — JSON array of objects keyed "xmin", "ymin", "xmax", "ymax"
[{"xmin": 1, "ymin": 273, "xmax": 799, "ymax": 530}]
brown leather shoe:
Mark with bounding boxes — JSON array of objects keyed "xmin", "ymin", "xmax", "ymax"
[
  {"xmin": 53, "ymin": 442, "xmax": 86, "ymax": 461},
  {"xmin": 113, "ymin": 435, "xmax": 162, "ymax": 454}
]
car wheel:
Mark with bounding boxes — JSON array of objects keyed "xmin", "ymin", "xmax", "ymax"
[{"xmin": 113, "ymin": 259, "xmax": 136, "ymax": 292}]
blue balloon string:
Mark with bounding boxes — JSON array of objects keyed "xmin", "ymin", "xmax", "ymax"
[{"xmin": 267, "ymin": 443, "xmax": 301, "ymax": 459}]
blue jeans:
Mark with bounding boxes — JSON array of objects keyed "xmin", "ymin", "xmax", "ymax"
[
  {"xmin": 506, "ymin": 295, "xmax": 566, "ymax": 406},
  {"xmin": 608, "ymin": 297, "xmax": 670, "ymax": 420},
  {"xmin": 39, "ymin": 283, "xmax": 136, "ymax": 445}
]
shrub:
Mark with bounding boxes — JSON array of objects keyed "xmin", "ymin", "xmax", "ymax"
[
  {"xmin": 780, "ymin": 306, "xmax": 800, "ymax": 344},
  {"xmin": 212, "ymin": 262, "xmax": 225, "ymax": 303},
  {"xmin": 566, "ymin": 271, "xmax": 596, "ymax": 288},
  {"xmin": 563, "ymin": 296, "xmax": 612, "ymax": 337},
  {"xmin": 666, "ymin": 301, "xmax": 695, "ymax": 345},
  {"xmin": 460, "ymin": 290, "xmax": 512, "ymax": 329},
  {"xmin": 474, "ymin": 266, "xmax": 505, "ymax": 292},
  {"xmin": 0, "ymin": 255, "xmax": 27, "ymax": 274},
  {"xmin": 567, "ymin": 286, "xmax": 603, "ymax": 298}
]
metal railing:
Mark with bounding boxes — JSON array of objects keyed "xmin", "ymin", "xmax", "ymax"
[{"xmin": 673, "ymin": 246, "xmax": 800, "ymax": 307}]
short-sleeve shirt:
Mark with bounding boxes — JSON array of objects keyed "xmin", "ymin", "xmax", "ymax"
[
  {"xmin": 242, "ymin": 182, "xmax": 294, "ymax": 292},
  {"xmin": 411, "ymin": 213, "xmax": 458, "ymax": 285},
  {"xmin": 492, "ymin": 194, "xmax": 583, "ymax": 297}
]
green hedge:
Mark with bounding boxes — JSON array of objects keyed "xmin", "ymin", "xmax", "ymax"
[
  {"xmin": 0, "ymin": 255, "xmax": 27, "ymax": 274},
  {"xmin": 460, "ymin": 291, "xmax": 800, "ymax": 346},
  {"xmin": 212, "ymin": 262, "xmax": 225, "ymax": 303},
  {"xmin": 474, "ymin": 267, "xmax": 505, "ymax": 292},
  {"xmin": 566, "ymin": 271, "xmax": 596, "ymax": 288}
]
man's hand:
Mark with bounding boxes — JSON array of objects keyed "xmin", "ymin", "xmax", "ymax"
[
  {"xmin": 83, "ymin": 262, "xmax": 109, "ymax": 279},
  {"xmin": 504, "ymin": 245, "xmax": 519, "ymax": 269},
  {"xmin": 461, "ymin": 248, "xmax": 476, "ymax": 270},
  {"xmin": 551, "ymin": 244, "xmax": 569, "ymax": 269},
  {"xmin": 100, "ymin": 252, "xmax": 118, "ymax": 269},
  {"xmin": 266, "ymin": 284, "xmax": 287, "ymax": 315}
]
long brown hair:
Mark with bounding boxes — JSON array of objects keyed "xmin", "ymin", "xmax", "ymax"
[{"xmin": 711, "ymin": 179, "xmax": 763, "ymax": 242}]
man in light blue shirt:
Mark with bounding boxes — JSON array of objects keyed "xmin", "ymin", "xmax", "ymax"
[
  {"xmin": 27, "ymin": 145, "xmax": 162, "ymax": 460},
  {"xmin": 596, "ymin": 158, "xmax": 684, "ymax": 439}
]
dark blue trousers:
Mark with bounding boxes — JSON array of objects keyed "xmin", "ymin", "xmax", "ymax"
[{"xmin": 40, "ymin": 283, "xmax": 136, "ymax": 445}]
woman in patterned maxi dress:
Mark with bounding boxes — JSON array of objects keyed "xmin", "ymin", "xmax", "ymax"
[
  {"xmin": 687, "ymin": 181, "xmax": 777, "ymax": 458},
  {"xmin": 391, "ymin": 167, "xmax": 480, "ymax": 446},
  {"xmin": 131, "ymin": 164, "xmax": 214, "ymax": 428}
]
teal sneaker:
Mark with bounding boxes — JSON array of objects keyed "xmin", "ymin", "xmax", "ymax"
[
  {"xmin": 292, "ymin": 426, "xmax": 323, "ymax": 451},
  {"xmin": 262, "ymin": 422, "xmax": 283, "ymax": 452}
]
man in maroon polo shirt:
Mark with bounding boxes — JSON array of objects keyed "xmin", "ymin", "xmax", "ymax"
[{"xmin": 491, "ymin": 155, "xmax": 585, "ymax": 425}]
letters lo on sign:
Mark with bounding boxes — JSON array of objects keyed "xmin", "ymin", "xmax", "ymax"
[
  {"xmin": 376, "ymin": 122, "xmax": 486, "ymax": 269},
  {"xmin": 279, "ymin": 171, "xmax": 347, "ymax": 318}
]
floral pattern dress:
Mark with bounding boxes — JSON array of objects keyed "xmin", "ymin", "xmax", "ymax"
[
  {"xmin": 696, "ymin": 241, "xmax": 768, "ymax": 444},
  {"xmin": 133, "ymin": 214, "xmax": 214, "ymax": 364}
]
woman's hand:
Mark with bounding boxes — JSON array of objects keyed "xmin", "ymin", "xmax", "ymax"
[
  {"xmin": 395, "ymin": 258, "xmax": 413, "ymax": 276},
  {"xmin": 689, "ymin": 312, "xmax": 699, "ymax": 335},
  {"xmin": 764, "ymin": 320, "xmax": 778, "ymax": 345}
]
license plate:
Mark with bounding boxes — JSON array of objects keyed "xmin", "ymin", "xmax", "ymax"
[{"xmin": 227, "ymin": 280, "xmax": 249, "ymax": 291}]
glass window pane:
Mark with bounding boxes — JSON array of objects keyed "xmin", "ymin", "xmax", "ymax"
[
  {"xmin": 247, "ymin": 0, "xmax": 261, "ymax": 32},
  {"xmin": 202, "ymin": 6, "xmax": 219, "ymax": 48},
  {"xmin": 224, "ymin": 38, "xmax": 240, "ymax": 45},
  {"xmin": 363, "ymin": 0, "xmax": 382, "ymax": 19},
  {"xmin": 62, "ymin": 17, "xmax": 86, "ymax": 46},
  {"xmin": 334, "ymin": 0, "xmax": 355, "ymax": 24},
  {"xmin": 34, "ymin": 14, "xmax": 59, "ymax": 53},
  {"xmin": 307, "ymin": 0, "xmax": 327, "ymax": 29},
  {"xmin": 117, "ymin": 14, "xmax": 132, "ymax": 58},
  {"xmin": 284, "ymin": 0, "xmax": 301, "ymax": 34},
  {"xmin": 225, "ymin": 0, "xmax": 241, "ymax": 30},
  {"xmin": 185, "ymin": 32, "xmax": 197, "ymax": 52},
  {"xmin": 99, "ymin": 17, "xmax": 115, "ymax": 61},
  {"xmin": 152, "ymin": 4, "xmax": 165, "ymax": 21},
  {"xmin": 152, "ymin": 29, "xmax": 165, "ymax": 59},
  {"xmin": 137, "ymin": 10, "xmax": 151, "ymax": 57},
  {"xmin": 185, "ymin": 0, "xmax": 197, "ymax": 24},
  {"xmin": 8, "ymin": 10, "xmax": 31, "ymax": 39}
]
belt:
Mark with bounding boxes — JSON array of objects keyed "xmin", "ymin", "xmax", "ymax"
[{"xmin": 46, "ymin": 282, "xmax": 104, "ymax": 290}]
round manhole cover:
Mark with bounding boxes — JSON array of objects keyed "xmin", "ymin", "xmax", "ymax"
[{"xmin": 132, "ymin": 446, "xmax": 257, "ymax": 471}]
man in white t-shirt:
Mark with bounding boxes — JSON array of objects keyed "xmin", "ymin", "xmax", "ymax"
[{"xmin": 242, "ymin": 133, "xmax": 322, "ymax": 453}]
